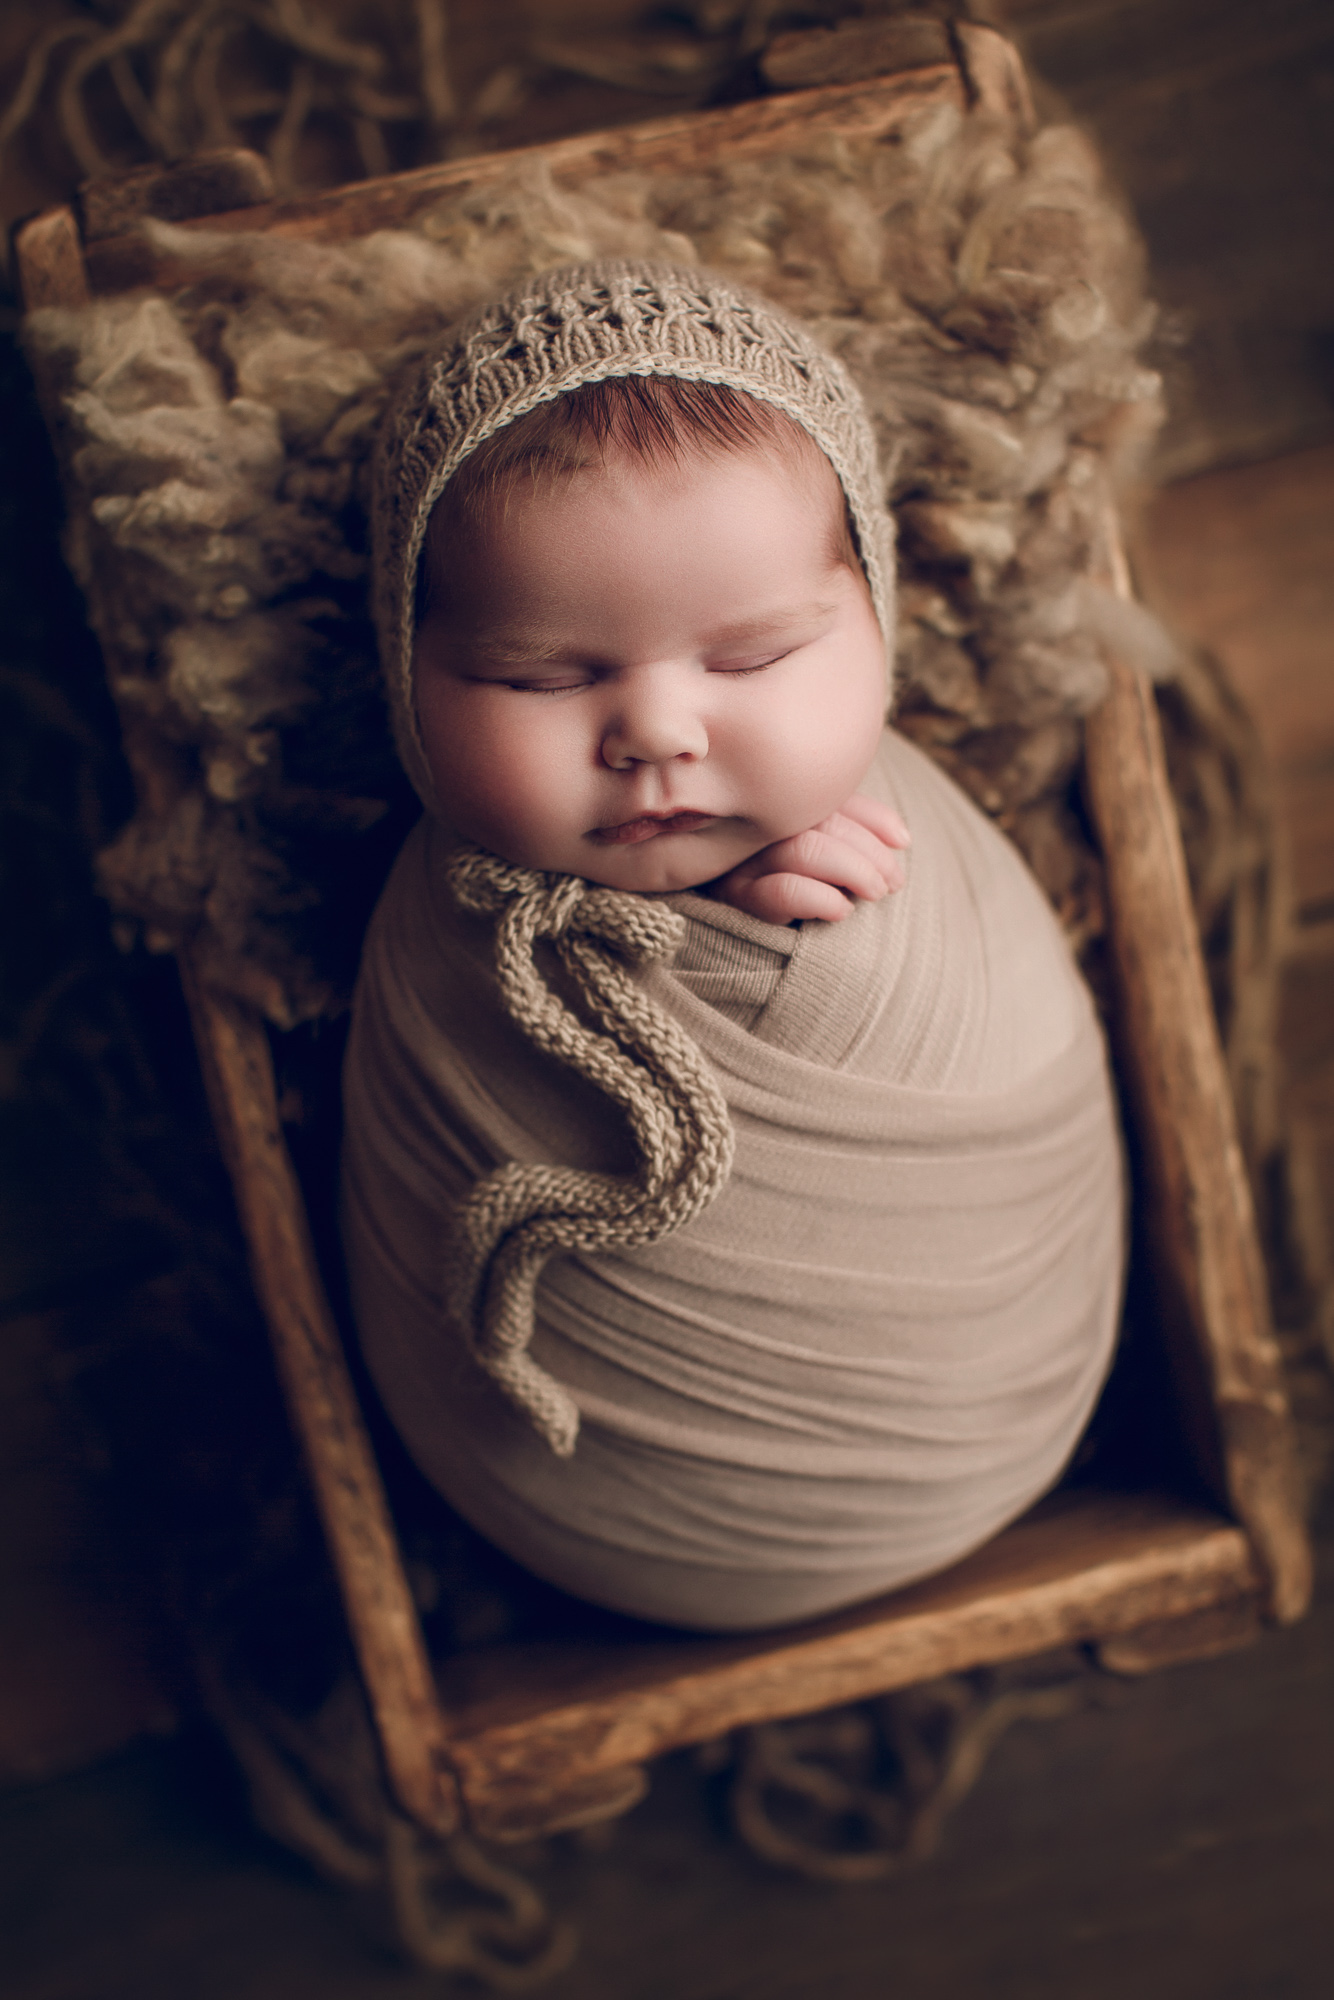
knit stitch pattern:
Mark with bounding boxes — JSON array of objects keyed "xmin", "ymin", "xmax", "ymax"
[{"xmin": 444, "ymin": 843, "xmax": 735, "ymax": 1454}]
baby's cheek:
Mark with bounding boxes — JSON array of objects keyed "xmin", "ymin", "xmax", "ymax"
[
  {"xmin": 446, "ymin": 706, "xmax": 586, "ymax": 864},
  {"xmin": 415, "ymin": 667, "xmax": 467, "ymax": 781},
  {"xmin": 823, "ymin": 651, "xmax": 890, "ymax": 785},
  {"xmin": 418, "ymin": 686, "xmax": 503, "ymax": 836},
  {"xmin": 471, "ymin": 745, "xmax": 552, "ymax": 848},
  {"xmin": 763, "ymin": 669, "xmax": 884, "ymax": 831}
]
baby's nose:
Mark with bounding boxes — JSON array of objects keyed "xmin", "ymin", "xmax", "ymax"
[{"xmin": 600, "ymin": 684, "xmax": 709, "ymax": 770}]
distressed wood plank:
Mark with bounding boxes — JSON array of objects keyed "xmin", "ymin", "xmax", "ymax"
[
  {"xmin": 440, "ymin": 1492, "xmax": 1259, "ymax": 1836},
  {"xmin": 1082, "ymin": 511, "xmax": 1312, "ymax": 1625},
  {"xmin": 15, "ymin": 208, "xmax": 461, "ymax": 1841},
  {"xmin": 81, "ymin": 66, "xmax": 961, "ymax": 293},
  {"xmin": 1096, "ymin": 1592, "xmax": 1264, "ymax": 1674},
  {"xmin": 177, "ymin": 957, "xmax": 462, "ymax": 1840},
  {"xmin": 12, "ymin": 206, "xmax": 89, "ymax": 311}
]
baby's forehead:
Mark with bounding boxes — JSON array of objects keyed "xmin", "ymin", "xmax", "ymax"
[
  {"xmin": 424, "ymin": 425, "xmax": 846, "ymax": 552},
  {"xmin": 416, "ymin": 439, "xmax": 865, "ymax": 658},
  {"xmin": 415, "ymin": 377, "xmax": 864, "ymax": 629}
]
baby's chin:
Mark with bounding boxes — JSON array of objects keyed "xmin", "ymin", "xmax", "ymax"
[
  {"xmin": 479, "ymin": 830, "xmax": 756, "ymax": 894},
  {"xmin": 443, "ymin": 812, "xmax": 769, "ymax": 892},
  {"xmin": 576, "ymin": 829, "xmax": 751, "ymax": 895}
]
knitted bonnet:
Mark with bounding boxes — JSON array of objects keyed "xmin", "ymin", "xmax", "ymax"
[{"xmin": 372, "ymin": 257, "xmax": 896, "ymax": 811}]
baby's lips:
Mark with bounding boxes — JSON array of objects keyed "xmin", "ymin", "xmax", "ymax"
[{"xmin": 590, "ymin": 809, "xmax": 717, "ymax": 846}]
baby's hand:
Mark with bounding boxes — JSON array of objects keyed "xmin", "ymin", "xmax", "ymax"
[{"xmin": 709, "ymin": 795, "xmax": 910, "ymax": 925}]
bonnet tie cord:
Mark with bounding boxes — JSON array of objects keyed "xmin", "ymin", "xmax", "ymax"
[{"xmin": 444, "ymin": 844, "xmax": 736, "ymax": 1456}]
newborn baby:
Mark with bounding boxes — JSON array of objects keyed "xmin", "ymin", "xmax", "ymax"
[{"xmin": 342, "ymin": 261, "xmax": 1125, "ymax": 1631}]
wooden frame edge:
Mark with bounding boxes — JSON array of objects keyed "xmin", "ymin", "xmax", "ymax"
[
  {"xmin": 16, "ymin": 201, "xmax": 463, "ymax": 1843},
  {"xmin": 1082, "ymin": 513, "xmax": 1312, "ymax": 1625},
  {"xmin": 79, "ymin": 64, "xmax": 963, "ymax": 292},
  {"xmin": 441, "ymin": 1495, "xmax": 1259, "ymax": 1839},
  {"xmin": 178, "ymin": 955, "xmax": 463, "ymax": 1836}
]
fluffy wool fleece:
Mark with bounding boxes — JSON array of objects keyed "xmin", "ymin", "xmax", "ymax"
[{"xmin": 26, "ymin": 96, "xmax": 1174, "ymax": 1024}]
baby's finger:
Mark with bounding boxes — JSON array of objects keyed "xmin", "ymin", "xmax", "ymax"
[
  {"xmin": 779, "ymin": 826, "xmax": 898, "ymax": 903},
  {"xmin": 834, "ymin": 794, "xmax": 911, "ymax": 851},
  {"xmin": 725, "ymin": 870, "xmax": 858, "ymax": 925},
  {"xmin": 817, "ymin": 810, "xmax": 909, "ymax": 888}
]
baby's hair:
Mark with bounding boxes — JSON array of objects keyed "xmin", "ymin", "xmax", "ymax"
[{"xmin": 417, "ymin": 374, "xmax": 861, "ymax": 627}]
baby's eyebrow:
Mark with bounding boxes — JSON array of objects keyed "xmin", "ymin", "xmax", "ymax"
[
  {"xmin": 464, "ymin": 633, "xmax": 587, "ymax": 667},
  {"xmin": 453, "ymin": 599, "xmax": 842, "ymax": 668},
  {"xmin": 702, "ymin": 600, "xmax": 840, "ymax": 646}
]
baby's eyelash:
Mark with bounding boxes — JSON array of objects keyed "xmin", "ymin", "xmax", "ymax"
[
  {"xmin": 486, "ymin": 647, "xmax": 798, "ymax": 690},
  {"xmin": 711, "ymin": 650, "xmax": 789, "ymax": 677},
  {"xmin": 497, "ymin": 676, "xmax": 588, "ymax": 694}
]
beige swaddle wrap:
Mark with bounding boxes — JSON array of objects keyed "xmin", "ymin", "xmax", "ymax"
[{"xmin": 342, "ymin": 728, "xmax": 1124, "ymax": 1630}]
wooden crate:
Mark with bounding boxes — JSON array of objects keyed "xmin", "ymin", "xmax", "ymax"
[{"xmin": 14, "ymin": 25, "xmax": 1310, "ymax": 1849}]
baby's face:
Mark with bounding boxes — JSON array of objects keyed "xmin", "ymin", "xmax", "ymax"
[{"xmin": 413, "ymin": 441, "xmax": 888, "ymax": 894}]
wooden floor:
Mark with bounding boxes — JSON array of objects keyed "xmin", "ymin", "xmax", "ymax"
[
  {"xmin": 1005, "ymin": 0, "xmax": 1334, "ymax": 477},
  {"xmin": 1138, "ymin": 445, "xmax": 1334, "ymax": 925},
  {"xmin": 4, "ymin": 1534, "xmax": 1331, "ymax": 1999}
]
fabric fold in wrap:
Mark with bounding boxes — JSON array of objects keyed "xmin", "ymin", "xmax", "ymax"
[{"xmin": 341, "ymin": 730, "xmax": 1126, "ymax": 1631}]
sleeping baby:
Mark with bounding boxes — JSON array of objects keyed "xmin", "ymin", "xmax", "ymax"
[{"xmin": 341, "ymin": 260, "xmax": 1125, "ymax": 1632}]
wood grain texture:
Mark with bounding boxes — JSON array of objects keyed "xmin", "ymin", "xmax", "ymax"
[
  {"xmin": 81, "ymin": 66, "xmax": 961, "ymax": 294},
  {"xmin": 176, "ymin": 956, "xmax": 461, "ymax": 1839},
  {"xmin": 1083, "ymin": 513, "xmax": 1312, "ymax": 1625},
  {"xmin": 1095, "ymin": 1592, "xmax": 1264, "ymax": 1675},
  {"xmin": 955, "ymin": 20, "xmax": 1037, "ymax": 128},
  {"xmin": 12, "ymin": 207, "xmax": 89, "ymax": 311},
  {"xmin": 439, "ymin": 1492, "xmax": 1259, "ymax": 1838}
]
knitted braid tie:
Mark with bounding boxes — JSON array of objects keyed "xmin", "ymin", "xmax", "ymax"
[{"xmin": 444, "ymin": 844, "xmax": 736, "ymax": 1456}]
